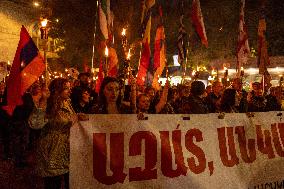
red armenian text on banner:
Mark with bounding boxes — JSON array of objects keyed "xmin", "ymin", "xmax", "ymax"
[{"xmin": 70, "ymin": 112, "xmax": 284, "ymax": 189}]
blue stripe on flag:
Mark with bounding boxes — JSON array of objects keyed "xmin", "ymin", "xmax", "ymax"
[{"xmin": 20, "ymin": 39, "xmax": 38, "ymax": 70}]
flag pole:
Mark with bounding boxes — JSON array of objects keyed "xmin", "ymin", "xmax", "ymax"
[
  {"xmin": 181, "ymin": 0, "xmax": 185, "ymax": 83},
  {"xmin": 91, "ymin": 0, "xmax": 99, "ymax": 72},
  {"xmin": 165, "ymin": 37, "xmax": 169, "ymax": 81},
  {"xmin": 280, "ymin": 77, "xmax": 283, "ymax": 106},
  {"xmin": 182, "ymin": 60, "xmax": 186, "ymax": 83},
  {"xmin": 179, "ymin": 0, "xmax": 186, "ymax": 84},
  {"xmin": 40, "ymin": 18, "xmax": 49, "ymax": 86},
  {"xmin": 184, "ymin": 34, "xmax": 190, "ymax": 82},
  {"xmin": 137, "ymin": 4, "xmax": 145, "ymax": 84},
  {"xmin": 182, "ymin": 33, "xmax": 186, "ymax": 83},
  {"xmin": 44, "ymin": 40, "xmax": 48, "ymax": 86},
  {"xmin": 262, "ymin": 74, "xmax": 265, "ymax": 93},
  {"xmin": 160, "ymin": 6, "xmax": 168, "ymax": 84}
]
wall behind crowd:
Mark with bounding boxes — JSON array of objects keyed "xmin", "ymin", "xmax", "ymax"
[{"xmin": 0, "ymin": 1, "xmax": 36, "ymax": 62}]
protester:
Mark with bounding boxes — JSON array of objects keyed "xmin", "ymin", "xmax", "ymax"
[
  {"xmin": 28, "ymin": 82, "xmax": 44, "ymax": 150},
  {"xmin": 187, "ymin": 80, "xmax": 209, "ymax": 114},
  {"xmin": 231, "ymin": 78, "xmax": 248, "ymax": 112},
  {"xmin": 144, "ymin": 86, "xmax": 156, "ymax": 102},
  {"xmin": 205, "ymin": 85, "xmax": 212, "ymax": 96},
  {"xmin": 144, "ymin": 86, "xmax": 158, "ymax": 113},
  {"xmin": 10, "ymin": 89, "xmax": 34, "ymax": 168},
  {"xmin": 265, "ymin": 87, "xmax": 282, "ymax": 111},
  {"xmin": 72, "ymin": 87, "xmax": 92, "ymax": 113},
  {"xmin": 205, "ymin": 81, "xmax": 223, "ymax": 113},
  {"xmin": 71, "ymin": 73, "xmax": 92, "ymax": 107},
  {"xmin": 89, "ymin": 80, "xmax": 98, "ymax": 105},
  {"xmin": 174, "ymin": 84, "xmax": 191, "ymax": 113},
  {"xmin": 36, "ymin": 78, "xmax": 86, "ymax": 189},
  {"xmin": 92, "ymin": 77, "xmax": 132, "ymax": 114},
  {"xmin": 251, "ymin": 82, "xmax": 261, "ymax": 94},
  {"xmin": 0, "ymin": 82, "xmax": 11, "ymax": 160},
  {"xmin": 166, "ymin": 87, "xmax": 179, "ymax": 113},
  {"xmin": 180, "ymin": 82, "xmax": 191, "ymax": 98},
  {"xmin": 140, "ymin": 80, "xmax": 170, "ymax": 114},
  {"xmin": 220, "ymin": 88, "xmax": 239, "ymax": 113},
  {"xmin": 136, "ymin": 81, "xmax": 171, "ymax": 117},
  {"xmin": 137, "ymin": 93, "xmax": 151, "ymax": 113},
  {"xmin": 247, "ymin": 82, "xmax": 266, "ymax": 112},
  {"xmin": 157, "ymin": 81, "xmax": 174, "ymax": 114},
  {"xmin": 72, "ymin": 79, "xmax": 80, "ymax": 88}
]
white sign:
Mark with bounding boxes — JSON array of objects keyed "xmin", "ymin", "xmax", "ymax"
[
  {"xmin": 173, "ymin": 55, "xmax": 180, "ymax": 67},
  {"xmin": 70, "ymin": 112, "xmax": 284, "ymax": 189}
]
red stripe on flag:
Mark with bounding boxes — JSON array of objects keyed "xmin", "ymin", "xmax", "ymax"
[
  {"xmin": 21, "ymin": 55, "xmax": 45, "ymax": 94},
  {"xmin": 236, "ymin": 0, "xmax": 250, "ymax": 73},
  {"xmin": 191, "ymin": 0, "xmax": 208, "ymax": 47},
  {"xmin": 152, "ymin": 26, "xmax": 166, "ymax": 90},
  {"xmin": 107, "ymin": 47, "xmax": 118, "ymax": 77},
  {"xmin": 154, "ymin": 43, "xmax": 161, "ymax": 71},
  {"xmin": 257, "ymin": 18, "xmax": 270, "ymax": 74},
  {"xmin": 95, "ymin": 60, "xmax": 104, "ymax": 93},
  {"xmin": 154, "ymin": 26, "xmax": 165, "ymax": 71},
  {"xmin": 137, "ymin": 40, "xmax": 150, "ymax": 86}
]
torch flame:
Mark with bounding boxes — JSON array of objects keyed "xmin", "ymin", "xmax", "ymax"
[
  {"xmin": 122, "ymin": 28, "xmax": 126, "ymax": 36},
  {"xmin": 41, "ymin": 18, "xmax": 48, "ymax": 27},
  {"xmin": 105, "ymin": 46, "xmax": 109, "ymax": 57},
  {"xmin": 127, "ymin": 49, "xmax": 131, "ymax": 60}
]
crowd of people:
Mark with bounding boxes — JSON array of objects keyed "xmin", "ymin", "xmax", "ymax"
[{"xmin": 0, "ymin": 73, "xmax": 283, "ymax": 189}]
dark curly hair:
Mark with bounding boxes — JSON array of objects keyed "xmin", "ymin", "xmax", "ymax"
[
  {"xmin": 98, "ymin": 77, "xmax": 121, "ymax": 113},
  {"xmin": 46, "ymin": 78, "xmax": 69, "ymax": 116},
  {"xmin": 190, "ymin": 81, "xmax": 205, "ymax": 96},
  {"xmin": 220, "ymin": 88, "xmax": 237, "ymax": 112}
]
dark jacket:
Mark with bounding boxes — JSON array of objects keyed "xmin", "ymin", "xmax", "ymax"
[
  {"xmin": 265, "ymin": 95, "xmax": 281, "ymax": 111},
  {"xmin": 73, "ymin": 102, "xmax": 93, "ymax": 114},
  {"xmin": 205, "ymin": 92, "xmax": 221, "ymax": 113},
  {"xmin": 238, "ymin": 90, "xmax": 248, "ymax": 113},
  {"xmin": 188, "ymin": 95, "xmax": 209, "ymax": 114},
  {"xmin": 12, "ymin": 92, "xmax": 34, "ymax": 122},
  {"xmin": 248, "ymin": 95, "xmax": 266, "ymax": 112}
]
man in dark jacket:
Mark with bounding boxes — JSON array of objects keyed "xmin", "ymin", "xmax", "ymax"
[
  {"xmin": 232, "ymin": 78, "xmax": 248, "ymax": 113},
  {"xmin": 248, "ymin": 82, "xmax": 266, "ymax": 112},
  {"xmin": 205, "ymin": 81, "xmax": 223, "ymax": 113},
  {"xmin": 187, "ymin": 81, "xmax": 209, "ymax": 114},
  {"xmin": 265, "ymin": 87, "xmax": 282, "ymax": 111}
]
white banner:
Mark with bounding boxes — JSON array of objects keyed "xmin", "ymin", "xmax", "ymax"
[{"xmin": 70, "ymin": 112, "xmax": 284, "ymax": 189}]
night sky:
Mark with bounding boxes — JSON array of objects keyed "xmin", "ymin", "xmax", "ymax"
[{"xmin": 2, "ymin": 0, "xmax": 284, "ymax": 68}]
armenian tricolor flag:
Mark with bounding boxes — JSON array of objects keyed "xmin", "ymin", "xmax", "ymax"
[{"xmin": 2, "ymin": 26, "xmax": 45, "ymax": 115}]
